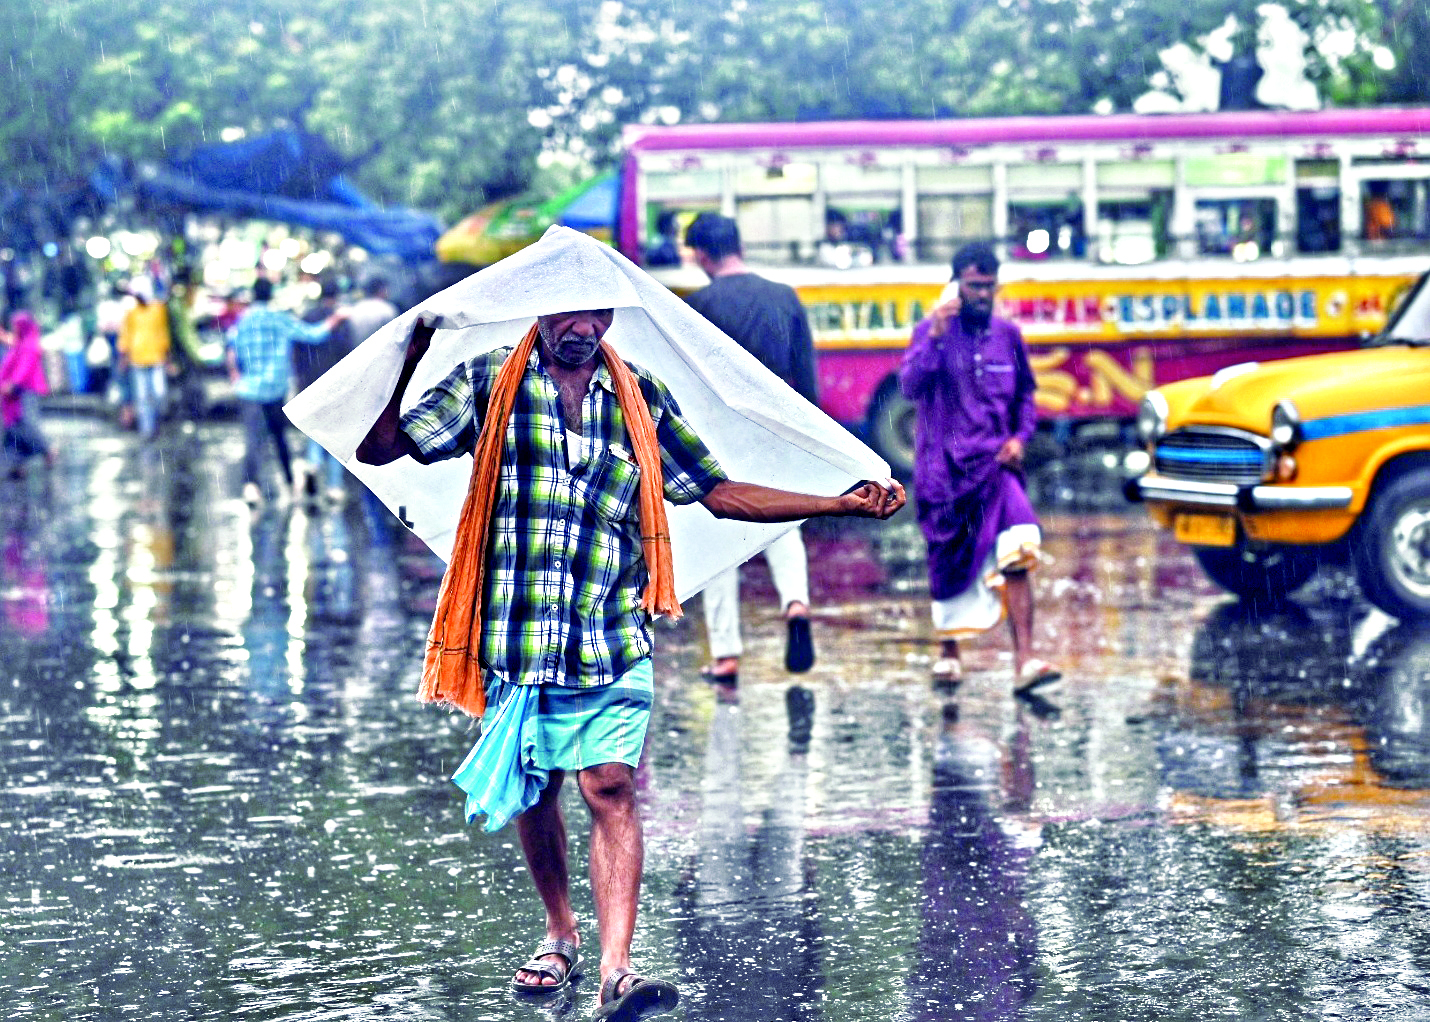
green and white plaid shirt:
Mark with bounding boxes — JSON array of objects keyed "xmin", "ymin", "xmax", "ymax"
[{"xmin": 401, "ymin": 345, "xmax": 726, "ymax": 688}]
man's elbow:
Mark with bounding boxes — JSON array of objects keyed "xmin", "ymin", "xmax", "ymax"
[
  {"xmin": 700, "ymin": 481, "xmax": 735, "ymax": 520},
  {"xmin": 355, "ymin": 434, "xmax": 404, "ymax": 466}
]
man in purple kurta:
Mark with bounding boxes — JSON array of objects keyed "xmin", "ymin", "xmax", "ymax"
[{"xmin": 899, "ymin": 242, "xmax": 1061, "ymax": 694}]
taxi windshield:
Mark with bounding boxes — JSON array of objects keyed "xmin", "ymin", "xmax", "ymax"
[{"xmin": 1376, "ymin": 273, "xmax": 1430, "ymax": 347}]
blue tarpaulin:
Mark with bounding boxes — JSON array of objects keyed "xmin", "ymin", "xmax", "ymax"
[{"xmin": 134, "ymin": 131, "xmax": 443, "ymax": 263}]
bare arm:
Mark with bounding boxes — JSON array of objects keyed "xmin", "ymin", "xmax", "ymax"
[
  {"xmin": 701, "ymin": 478, "xmax": 905, "ymax": 523},
  {"xmin": 355, "ymin": 320, "xmax": 433, "ymax": 465}
]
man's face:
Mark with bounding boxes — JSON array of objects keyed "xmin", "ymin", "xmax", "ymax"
[
  {"xmin": 957, "ymin": 266, "xmax": 998, "ymax": 325},
  {"xmin": 537, "ymin": 309, "xmax": 614, "ymax": 369}
]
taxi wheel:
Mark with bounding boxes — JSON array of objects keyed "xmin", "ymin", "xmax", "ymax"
[
  {"xmin": 1193, "ymin": 544, "xmax": 1318, "ymax": 604},
  {"xmin": 1352, "ymin": 471, "xmax": 1430, "ymax": 620}
]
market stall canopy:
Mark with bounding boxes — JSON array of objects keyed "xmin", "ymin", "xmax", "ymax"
[
  {"xmin": 134, "ymin": 130, "xmax": 443, "ymax": 263},
  {"xmin": 435, "ymin": 174, "xmax": 616, "ymax": 267},
  {"xmin": 286, "ymin": 225, "xmax": 889, "ymax": 600}
]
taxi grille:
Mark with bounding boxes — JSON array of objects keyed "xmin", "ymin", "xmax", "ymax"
[{"xmin": 1153, "ymin": 428, "xmax": 1268, "ymax": 485}]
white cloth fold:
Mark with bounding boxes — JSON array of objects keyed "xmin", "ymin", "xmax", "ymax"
[{"xmin": 285, "ymin": 226, "xmax": 890, "ymax": 601}]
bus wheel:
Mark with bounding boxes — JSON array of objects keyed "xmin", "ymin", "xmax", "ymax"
[
  {"xmin": 1352, "ymin": 471, "xmax": 1430, "ymax": 620},
  {"xmin": 868, "ymin": 386, "xmax": 916, "ymax": 477},
  {"xmin": 1193, "ymin": 544, "xmax": 1319, "ymax": 604}
]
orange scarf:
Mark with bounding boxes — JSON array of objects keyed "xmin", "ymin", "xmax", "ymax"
[{"xmin": 417, "ymin": 322, "xmax": 682, "ymax": 717}]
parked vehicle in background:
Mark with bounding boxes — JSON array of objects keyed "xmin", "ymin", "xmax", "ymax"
[
  {"xmin": 615, "ymin": 109, "xmax": 1430, "ymax": 473},
  {"xmin": 1127, "ymin": 269, "xmax": 1430, "ymax": 619}
]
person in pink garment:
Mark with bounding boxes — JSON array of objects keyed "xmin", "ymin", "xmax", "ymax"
[{"xmin": 0, "ymin": 311, "xmax": 54, "ymax": 479}]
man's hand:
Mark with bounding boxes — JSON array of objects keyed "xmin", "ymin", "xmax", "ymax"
[
  {"xmin": 838, "ymin": 477, "xmax": 906, "ymax": 519},
  {"xmin": 355, "ymin": 316, "xmax": 436, "ymax": 466},
  {"xmin": 996, "ymin": 437, "xmax": 1024, "ymax": 467},
  {"xmin": 406, "ymin": 317, "xmax": 435, "ymax": 364},
  {"xmin": 926, "ymin": 292, "xmax": 962, "ymax": 338}
]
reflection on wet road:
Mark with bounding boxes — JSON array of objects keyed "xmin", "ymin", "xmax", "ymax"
[{"xmin": 5, "ymin": 415, "xmax": 1430, "ymax": 1020}]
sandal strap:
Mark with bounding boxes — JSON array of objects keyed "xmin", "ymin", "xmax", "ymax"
[
  {"xmin": 600, "ymin": 966, "xmax": 637, "ymax": 1004},
  {"xmin": 532, "ymin": 937, "xmax": 578, "ymax": 969},
  {"xmin": 517, "ymin": 959, "xmax": 566, "ymax": 982}
]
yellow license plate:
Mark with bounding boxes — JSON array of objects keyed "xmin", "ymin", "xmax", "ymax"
[{"xmin": 1174, "ymin": 513, "xmax": 1237, "ymax": 547}]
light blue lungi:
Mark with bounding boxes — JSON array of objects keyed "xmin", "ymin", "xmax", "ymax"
[{"xmin": 451, "ymin": 659, "xmax": 655, "ymax": 832}]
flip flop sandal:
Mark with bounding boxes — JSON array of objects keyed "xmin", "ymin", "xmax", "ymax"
[
  {"xmin": 1014, "ymin": 658, "xmax": 1062, "ymax": 695},
  {"xmin": 785, "ymin": 615, "xmax": 815, "ymax": 673},
  {"xmin": 699, "ymin": 663, "xmax": 739, "ymax": 686},
  {"xmin": 593, "ymin": 968, "xmax": 680, "ymax": 1022},
  {"xmin": 510, "ymin": 937, "xmax": 580, "ymax": 995},
  {"xmin": 931, "ymin": 657, "xmax": 963, "ymax": 690}
]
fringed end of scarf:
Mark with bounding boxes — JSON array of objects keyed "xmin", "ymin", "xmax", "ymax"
[
  {"xmin": 640, "ymin": 534, "xmax": 682, "ymax": 620},
  {"xmin": 418, "ymin": 642, "xmax": 488, "ymax": 718}
]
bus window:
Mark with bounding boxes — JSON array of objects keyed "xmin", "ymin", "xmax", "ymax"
[
  {"xmin": 914, "ymin": 166, "xmax": 993, "ymax": 264},
  {"xmin": 737, "ymin": 196, "xmax": 817, "ymax": 264},
  {"xmin": 1006, "ymin": 163, "xmax": 1083, "ymax": 261},
  {"xmin": 1195, "ymin": 197, "xmax": 1277, "ymax": 260},
  {"xmin": 1361, "ymin": 178, "xmax": 1430, "ymax": 245},
  {"xmin": 1095, "ymin": 160, "xmax": 1174, "ymax": 264},
  {"xmin": 733, "ymin": 162, "xmax": 818, "ymax": 264},
  {"xmin": 914, "ymin": 195, "xmax": 992, "ymax": 264},
  {"xmin": 818, "ymin": 204, "xmax": 899, "ymax": 268},
  {"xmin": 1006, "ymin": 197, "xmax": 1085, "ymax": 261},
  {"xmin": 1295, "ymin": 187, "xmax": 1340, "ymax": 253},
  {"xmin": 1096, "ymin": 194, "xmax": 1169, "ymax": 265},
  {"xmin": 821, "ymin": 161, "xmax": 902, "ymax": 266}
]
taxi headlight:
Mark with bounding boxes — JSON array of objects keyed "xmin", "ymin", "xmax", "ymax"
[
  {"xmin": 1136, "ymin": 391, "xmax": 1169, "ymax": 444},
  {"xmin": 1270, "ymin": 400, "xmax": 1302, "ymax": 449}
]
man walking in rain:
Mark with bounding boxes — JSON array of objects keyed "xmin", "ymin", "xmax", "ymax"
[
  {"xmin": 228, "ymin": 277, "xmax": 345, "ymax": 506},
  {"xmin": 900, "ymin": 241, "xmax": 1061, "ymax": 694},
  {"xmin": 684, "ymin": 212, "xmax": 820, "ymax": 689},
  {"xmin": 356, "ymin": 306, "xmax": 903, "ymax": 1020}
]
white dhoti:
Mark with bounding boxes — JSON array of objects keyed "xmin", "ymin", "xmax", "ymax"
[{"xmin": 931, "ymin": 523, "xmax": 1041, "ymax": 639}]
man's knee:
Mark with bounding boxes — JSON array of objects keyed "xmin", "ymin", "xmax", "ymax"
[{"xmin": 577, "ymin": 762, "xmax": 636, "ymax": 811}]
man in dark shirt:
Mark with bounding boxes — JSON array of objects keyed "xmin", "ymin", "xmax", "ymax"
[{"xmin": 685, "ymin": 213, "xmax": 820, "ymax": 692}]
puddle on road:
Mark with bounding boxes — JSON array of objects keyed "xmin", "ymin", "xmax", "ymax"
[{"xmin": 3, "ymin": 420, "xmax": 1430, "ymax": 1020}]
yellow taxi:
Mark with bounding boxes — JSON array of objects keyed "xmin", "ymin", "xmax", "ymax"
[{"xmin": 1128, "ymin": 272, "xmax": 1430, "ymax": 619}]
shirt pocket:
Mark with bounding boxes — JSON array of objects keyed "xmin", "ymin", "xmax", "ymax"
[
  {"xmin": 981, "ymin": 362, "xmax": 1018, "ymax": 403},
  {"xmin": 588, "ymin": 445, "xmax": 642, "ymax": 524}
]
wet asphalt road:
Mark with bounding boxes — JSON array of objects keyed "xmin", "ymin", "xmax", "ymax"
[{"xmin": 4, "ymin": 412, "xmax": 1430, "ymax": 1021}]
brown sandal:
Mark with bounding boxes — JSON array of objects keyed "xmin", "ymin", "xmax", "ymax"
[
  {"xmin": 593, "ymin": 967, "xmax": 679, "ymax": 1021},
  {"xmin": 510, "ymin": 937, "xmax": 580, "ymax": 994}
]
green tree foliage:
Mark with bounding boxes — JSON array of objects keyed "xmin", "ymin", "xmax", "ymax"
[
  {"xmin": 0, "ymin": 0, "xmax": 1395, "ymax": 226},
  {"xmin": 1372, "ymin": 0, "xmax": 1430, "ymax": 106}
]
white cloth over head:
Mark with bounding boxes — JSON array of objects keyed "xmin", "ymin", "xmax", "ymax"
[{"xmin": 284, "ymin": 225, "xmax": 890, "ymax": 601}]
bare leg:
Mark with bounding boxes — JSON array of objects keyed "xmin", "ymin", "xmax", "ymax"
[
  {"xmin": 577, "ymin": 761, "xmax": 642, "ymax": 989},
  {"xmin": 1005, "ymin": 569, "xmax": 1034, "ymax": 674},
  {"xmin": 513, "ymin": 770, "xmax": 581, "ymax": 986}
]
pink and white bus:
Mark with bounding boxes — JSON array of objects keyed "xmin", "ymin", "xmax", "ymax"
[{"xmin": 615, "ymin": 110, "xmax": 1430, "ymax": 472}]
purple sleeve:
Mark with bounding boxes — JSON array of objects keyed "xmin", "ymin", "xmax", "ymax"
[
  {"xmin": 1009, "ymin": 325, "xmax": 1039, "ymax": 444},
  {"xmin": 899, "ymin": 320, "xmax": 944, "ymax": 399}
]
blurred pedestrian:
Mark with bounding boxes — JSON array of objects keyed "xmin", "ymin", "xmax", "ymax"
[
  {"xmin": 343, "ymin": 276, "xmax": 399, "ymax": 347},
  {"xmin": 0, "ymin": 312, "xmax": 53, "ymax": 479},
  {"xmin": 117, "ymin": 277, "xmax": 172, "ymax": 440},
  {"xmin": 227, "ymin": 277, "xmax": 345, "ymax": 506},
  {"xmin": 293, "ymin": 279, "xmax": 355, "ymax": 504},
  {"xmin": 900, "ymin": 242, "xmax": 1060, "ymax": 695},
  {"xmin": 685, "ymin": 212, "xmax": 819, "ymax": 687},
  {"xmin": 327, "ymin": 276, "xmax": 397, "ymax": 519}
]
